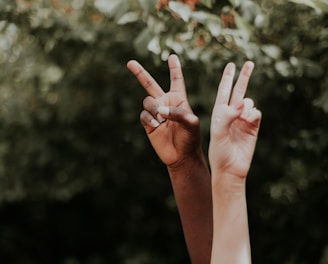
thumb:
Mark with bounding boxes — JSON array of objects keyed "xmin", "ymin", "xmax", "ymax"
[
  {"xmin": 157, "ymin": 106, "xmax": 199, "ymax": 129},
  {"xmin": 211, "ymin": 101, "xmax": 244, "ymax": 137}
]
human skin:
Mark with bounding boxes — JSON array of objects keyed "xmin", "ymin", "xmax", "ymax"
[
  {"xmin": 127, "ymin": 54, "xmax": 213, "ymax": 264},
  {"xmin": 127, "ymin": 55, "xmax": 261, "ymax": 264},
  {"xmin": 209, "ymin": 62, "xmax": 262, "ymax": 264}
]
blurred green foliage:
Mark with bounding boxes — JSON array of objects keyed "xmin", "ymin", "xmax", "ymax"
[{"xmin": 0, "ymin": 0, "xmax": 327, "ymax": 263}]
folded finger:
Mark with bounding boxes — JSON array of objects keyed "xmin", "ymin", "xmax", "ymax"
[
  {"xmin": 140, "ymin": 110, "xmax": 160, "ymax": 133},
  {"xmin": 246, "ymin": 108, "xmax": 262, "ymax": 129},
  {"xmin": 240, "ymin": 98, "xmax": 254, "ymax": 119},
  {"xmin": 157, "ymin": 106, "xmax": 199, "ymax": 129},
  {"xmin": 143, "ymin": 96, "xmax": 166, "ymax": 123}
]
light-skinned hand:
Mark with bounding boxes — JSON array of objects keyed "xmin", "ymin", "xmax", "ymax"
[{"xmin": 209, "ymin": 61, "xmax": 262, "ymax": 181}]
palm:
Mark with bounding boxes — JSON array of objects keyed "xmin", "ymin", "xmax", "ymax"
[
  {"xmin": 127, "ymin": 55, "xmax": 201, "ymax": 167},
  {"xmin": 147, "ymin": 94, "xmax": 200, "ymax": 166},
  {"xmin": 208, "ymin": 61, "xmax": 261, "ymax": 178},
  {"xmin": 210, "ymin": 106, "xmax": 260, "ymax": 177}
]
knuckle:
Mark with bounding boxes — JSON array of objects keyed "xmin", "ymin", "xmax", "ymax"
[
  {"xmin": 139, "ymin": 110, "xmax": 148, "ymax": 123},
  {"xmin": 140, "ymin": 110, "xmax": 146, "ymax": 119},
  {"xmin": 243, "ymin": 98, "xmax": 254, "ymax": 107},
  {"xmin": 140, "ymin": 110, "xmax": 153, "ymax": 126},
  {"xmin": 142, "ymin": 96, "xmax": 153, "ymax": 107},
  {"xmin": 143, "ymin": 96, "xmax": 158, "ymax": 113},
  {"xmin": 144, "ymin": 79, "xmax": 154, "ymax": 88}
]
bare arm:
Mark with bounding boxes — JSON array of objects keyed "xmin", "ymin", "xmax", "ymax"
[
  {"xmin": 127, "ymin": 55, "xmax": 212, "ymax": 264},
  {"xmin": 167, "ymin": 150, "xmax": 212, "ymax": 264},
  {"xmin": 209, "ymin": 62, "xmax": 261, "ymax": 264}
]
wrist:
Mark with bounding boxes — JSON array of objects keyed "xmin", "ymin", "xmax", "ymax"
[
  {"xmin": 167, "ymin": 150, "xmax": 210, "ymax": 183},
  {"xmin": 211, "ymin": 171, "xmax": 247, "ymax": 196},
  {"xmin": 167, "ymin": 148, "xmax": 208, "ymax": 174}
]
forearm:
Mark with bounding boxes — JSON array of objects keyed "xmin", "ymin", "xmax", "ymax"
[
  {"xmin": 211, "ymin": 173, "xmax": 251, "ymax": 264},
  {"xmin": 167, "ymin": 151, "xmax": 213, "ymax": 264}
]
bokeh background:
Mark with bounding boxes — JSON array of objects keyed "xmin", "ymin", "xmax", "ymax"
[{"xmin": 0, "ymin": 0, "xmax": 327, "ymax": 263}]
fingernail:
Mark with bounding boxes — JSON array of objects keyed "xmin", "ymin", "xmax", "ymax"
[
  {"xmin": 150, "ymin": 119, "xmax": 160, "ymax": 128},
  {"xmin": 235, "ymin": 101, "xmax": 244, "ymax": 111},
  {"xmin": 158, "ymin": 106, "xmax": 170, "ymax": 116},
  {"xmin": 245, "ymin": 61, "xmax": 255, "ymax": 75},
  {"xmin": 174, "ymin": 56, "xmax": 181, "ymax": 67},
  {"xmin": 157, "ymin": 113, "xmax": 166, "ymax": 123}
]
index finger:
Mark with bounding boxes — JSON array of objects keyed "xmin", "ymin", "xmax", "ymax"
[
  {"xmin": 127, "ymin": 60, "xmax": 165, "ymax": 98},
  {"xmin": 229, "ymin": 61, "xmax": 254, "ymax": 105},
  {"xmin": 215, "ymin": 62, "xmax": 236, "ymax": 105}
]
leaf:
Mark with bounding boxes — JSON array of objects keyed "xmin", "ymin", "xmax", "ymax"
[
  {"xmin": 234, "ymin": 12, "xmax": 252, "ymax": 34},
  {"xmin": 313, "ymin": 89, "xmax": 328, "ymax": 113},
  {"xmin": 288, "ymin": 0, "xmax": 328, "ymax": 13},
  {"xmin": 191, "ymin": 11, "xmax": 222, "ymax": 37},
  {"xmin": 228, "ymin": 0, "xmax": 241, "ymax": 7},
  {"xmin": 117, "ymin": 12, "xmax": 140, "ymax": 25},
  {"xmin": 199, "ymin": 0, "xmax": 212, "ymax": 8},
  {"xmin": 43, "ymin": 65, "xmax": 63, "ymax": 84},
  {"xmin": 165, "ymin": 36, "xmax": 184, "ymax": 54},
  {"xmin": 94, "ymin": 0, "xmax": 120, "ymax": 16},
  {"xmin": 94, "ymin": 0, "xmax": 129, "ymax": 19},
  {"xmin": 147, "ymin": 36, "xmax": 161, "ymax": 55},
  {"xmin": 191, "ymin": 11, "xmax": 211, "ymax": 23},
  {"xmin": 274, "ymin": 60, "xmax": 294, "ymax": 77},
  {"xmin": 313, "ymin": 0, "xmax": 328, "ymax": 12},
  {"xmin": 138, "ymin": 0, "xmax": 158, "ymax": 13},
  {"xmin": 261, "ymin": 45, "xmax": 282, "ymax": 60},
  {"xmin": 301, "ymin": 58, "xmax": 324, "ymax": 78},
  {"xmin": 134, "ymin": 28, "xmax": 153, "ymax": 56},
  {"xmin": 168, "ymin": 2, "xmax": 192, "ymax": 22},
  {"xmin": 206, "ymin": 18, "xmax": 222, "ymax": 37}
]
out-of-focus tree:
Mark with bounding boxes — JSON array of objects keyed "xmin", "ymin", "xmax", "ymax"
[{"xmin": 0, "ymin": 0, "xmax": 327, "ymax": 263}]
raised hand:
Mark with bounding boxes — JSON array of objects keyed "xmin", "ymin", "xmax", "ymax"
[
  {"xmin": 209, "ymin": 61, "xmax": 260, "ymax": 264},
  {"xmin": 127, "ymin": 55, "xmax": 213, "ymax": 264},
  {"xmin": 127, "ymin": 54, "xmax": 202, "ymax": 168},
  {"xmin": 209, "ymin": 61, "xmax": 262, "ymax": 179}
]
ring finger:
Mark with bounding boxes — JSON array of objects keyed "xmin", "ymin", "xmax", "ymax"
[{"xmin": 143, "ymin": 96, "xmax": 166, "ymax": 123}]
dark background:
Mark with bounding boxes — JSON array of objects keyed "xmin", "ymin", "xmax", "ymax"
[{"xmin": 0, "ymin": 0, "xmax": 327, "ymax": 263}]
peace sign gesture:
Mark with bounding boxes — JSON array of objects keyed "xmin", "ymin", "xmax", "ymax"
[
  {"xmin": 127, "ymin": 56, "xmax": 262, "ymax": 264},
  {"xmin": 127, "ymin": 54, "xmax": 202, "ymax": 168},
  {"xmin": 209, "ymin": 62, "xmax": 261, "ymax": 264},
  {"xmin": 209, "ymin": 61, "xmax": 262, "ymax": 180}
]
